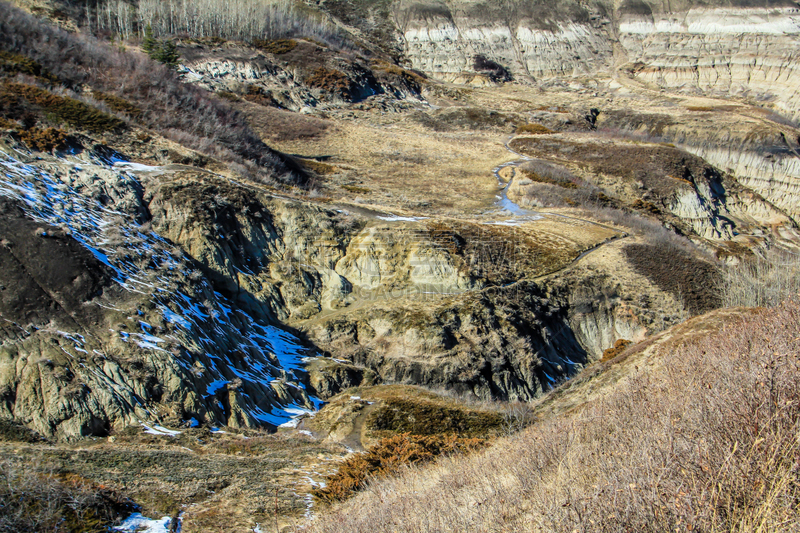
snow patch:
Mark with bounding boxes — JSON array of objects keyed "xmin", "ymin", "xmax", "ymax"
[
  {"xmin": 114, "ymin": 513, "xmax": 172, "ymax": 533},
  {"xmin": 377, "ymin": 215, "xmax": 428, "ymax": 222}
]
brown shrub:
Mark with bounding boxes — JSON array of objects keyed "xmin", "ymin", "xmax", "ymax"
[
  {"xmin": 600, "ymin": 338, "xmax": 632, "ymax": 362},
  {"xmin": 342, "ymin": 184, "xmax": 369, "ymax": 194},
  {"xmin": 242, "ymin": 85, "xmax": 279, "ymax": 107},
  {"xmin": 300, "ymin": 159, "xmax": 337, "ymax": 175},
  {"xmin": 92, "ymin": 91, "xmax": 141, "ymax": 118},
  {"xmin": 312, "ymin": 433, "xmax": 486, "ymax": 503},
  {"xmin": 516, "ymin": 123, "xmax": 553, "ymax": 135},
  {"xmin": 510, "ymin": 136, "xmax": 719, "ymax": 198},
  {"xmin": 0, "ymin": 50, "xmax": 57, "ymax": 82},
  {"xmin": 631, "ymin": 198, "xmax": 660, "ymax": 214},
  {"xmin": 719, "ymin": 248, "xmax": 800, "ymax": 308},
  {"xmin": 18, "ymin": 126, "xmax": 68, "ymax": 151},
  {"xmin": 251, "ymin": 38, "xmax": 297, "ymax": 54},
  {"xmin": 307, "ymin": 303, "xmax": 800, "ymax": 532},
  {"xmin": 242, "ymin": 105, "xmax": 330, "ymax": 142},
  {"xmin": 216, "ymin": 91, "xmax": 239, "ymax": 102},
  {"xmin": 3, "ymin": 82, "xmax": 125, "ymax": 134},
  {"xmin": 518, "ymin": 168, "xmax": 578, "ymax": 188},
  {"xmin": 624, "ymin": 242, "xmax": 720, "ymax": 314},
  {"xmin": 0, "ymin": 458, "xmax": 136, "ymax": 532},
  {"xmin": 305, "ymin": 67, "xmax": 352, "ymax": 98}
]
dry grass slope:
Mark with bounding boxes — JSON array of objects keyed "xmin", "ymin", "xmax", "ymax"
[{"xmin": 306, "ymin": 302, "xmax": 800, "ymax": 532}]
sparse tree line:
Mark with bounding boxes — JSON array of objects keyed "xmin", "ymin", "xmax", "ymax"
[{"xmin": 81, "ymin": 0, "xmax": 344, "ymax": 47}]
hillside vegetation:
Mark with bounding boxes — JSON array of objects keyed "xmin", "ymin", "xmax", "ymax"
[
  {"xmin": 91, "ymin": 0, "xmax": 346, "ymax": 48},
  {"xmin": 307, "ymin": 302, "xmax": 800, "ymax": 532},
  {"xmin": 0, "ymin": 0, "xmax": 303, "ymax": 186}
]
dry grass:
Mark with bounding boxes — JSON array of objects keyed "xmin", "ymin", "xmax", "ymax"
[
  {"xmin": 0, "ymin": 457, "xmax": 136, "ymax": 533},
  {"xmin": 305, "ymin": 302, "xmax": 800, "ymax": 532},
  {"xmin": 264, "ymin": 115, "xmax": 508, "ymax": 214}
]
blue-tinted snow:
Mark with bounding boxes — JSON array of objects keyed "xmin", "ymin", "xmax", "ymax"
[{"xmin": 0, "ymin": 148, "xmax": 323, "ymax": 428}]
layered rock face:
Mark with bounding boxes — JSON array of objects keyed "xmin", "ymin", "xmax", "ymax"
[
  {"xmin": 402, "ymin": 2, "xmax": 800, "ymax": 124},
  {"xmin": 400, "ymin": 2, "xmax": 613, "ymax": 84},
  {"xmin": 619, "ymin": 7, "xmax": 800, "ymax": 121},
  {"xmin": 0, "ymin": 137, "xmax": 688, "ymax": 437}
]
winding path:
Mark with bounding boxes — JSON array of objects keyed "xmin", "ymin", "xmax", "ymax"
[{"xmin": 490, "ymin": 135, "xmax": 629, "ymax": 250}]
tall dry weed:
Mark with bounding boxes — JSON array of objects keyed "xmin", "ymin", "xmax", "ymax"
[{"xmin": 720, "ymin": 248, "xmax": 800, "ymax": 308}]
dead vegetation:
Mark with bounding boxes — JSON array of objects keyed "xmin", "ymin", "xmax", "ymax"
[
  {"xmin": 720, "ymin": 248, "xmax": 800, "ymax": 308},
  {"xmin": 411, "ymin": 107, "xmax": 518, "ymax": 132},
  {"xmin": 623, "ymin": 241, "xmax": 720, "ymax": 314},
  {"xmin": 0, "ymin": 457, "xmax": 136, "ymax": 533},
  {"xmin": 0, "ymin": 2, "xmax": 302, "ymax": 186},
  {"xmin": 251, "ymin": 38, "xmax": 298, "ymax": 55},
  {"xmin": 515, "ymin": 123, "xmax": 553, "ymax": 135},
  {"xmin": 510, "ymin": 136, "xmax": 719, "ymax": 197},
  {"xmin": 306, "ymin": 302, "xmax": 800, "ymax": 532},
  {"xmin": 305, "ymin": 67, "xmax": 353, "ymax": 99},
  {"xmin": 599, "ymin": 338, "xmax": 632, "ymax": 362},
  {"xmin": 1, "ymin": 81, "xmax": 125, "ymax": 134},
  {"xmin": 17, "ymin": 126, "xmax": 69, "ymax": 151},
  {"xmin": 312, "ymin": 433, "xmax": 486, "ymax": 503},
  {"xmin": 0, "ymin": 426, "xmax": 347, "ymax": 532}
]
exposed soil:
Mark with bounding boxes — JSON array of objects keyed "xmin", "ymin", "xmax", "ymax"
[{"xmin": 0, "ymin": 197, "xmax": 113, "ymax": 330}]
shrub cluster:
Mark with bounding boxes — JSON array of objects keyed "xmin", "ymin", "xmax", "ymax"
[
  {"xmin": 0, "ymin": 458, "xmax": 136, "ymax": 533},
  {"xmin": 624, "ymin": 241, "xmax": 720, "ymax": 314},
  {"xmin": 312, "ymin": 433, "xmax": 486, "ymax": 503},
  {"xmin": 719, "ymin": 248, "xmax": 800, "ymax": 308},
  {"xmin": 0, "ymin": 2, "xmax": 303, "ymax": 185},
  {"xmin": 305, "ymin": 67, "xmax": 353, "ymax": 99},
  {"xmin": 251, "ymin": 38, "xmax": 297, "ymax": 55},
  {"xmin": 2, "ymin": 81, "xmax": 125, "ymax": 134},
  {"xmin": 91, "ymin": 91, "xmax": 142, "ymax": 118},
  {"xmin": 0, "ymin": 50, "xmax": 57, "ymax": 83},
  {"xmin": 242, "ymin": 85, "xmax": 279, "ymax": 107},
  {"xmin": 18, "ymin": 126, "xmax": 69, "ymax": 151},
  {"xmin": 599, "ymin": 338, "xmax": 632, "ymax": 362},
  {"xmin": 515, "ymin": 123, "xmax": 553, "ymax": 135}
]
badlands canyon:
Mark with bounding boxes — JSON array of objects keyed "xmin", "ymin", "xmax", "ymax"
[{"xmin": 0, "ymin": 0, "xmax": 798, "ymax": 531}]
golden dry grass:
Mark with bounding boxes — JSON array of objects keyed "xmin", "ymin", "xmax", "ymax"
[{"xmin": 263, "ymin": 112, "xmax": 511, "ymax": 215}]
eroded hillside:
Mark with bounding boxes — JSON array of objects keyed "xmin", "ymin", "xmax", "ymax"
[{"xmin": 1, "ymin": 0, "xmax": 799, "ymax": 531}]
